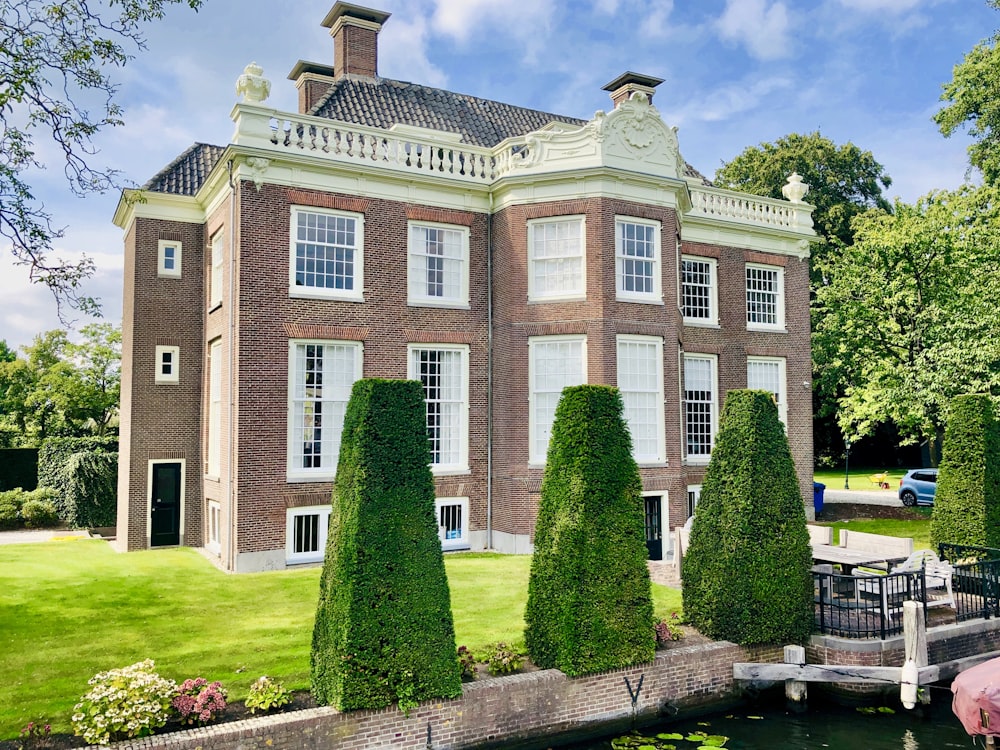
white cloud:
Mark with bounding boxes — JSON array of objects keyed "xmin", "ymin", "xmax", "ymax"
[
  {"xmin": 835, "ymin": 0, "xmax": 923, "ymax": 11},
  {"xmin": 674, "ymin": 76, "xmax": 795, "ymax": 125},
  {"xmin": 715, "ymin": 0, "xmax": 793, "ymax": 61},
  {"xmin": 430, "ymin": 0, "xmax": 556, "ymax": 54},
  {"xmin": 379, "ymin": 14, "xmax": 449, "ymax": 88}
]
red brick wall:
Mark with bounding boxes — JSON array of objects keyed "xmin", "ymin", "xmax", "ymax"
[{"xmin": 334, "ymin": 22, "xmax": 379, "ymax": 78}]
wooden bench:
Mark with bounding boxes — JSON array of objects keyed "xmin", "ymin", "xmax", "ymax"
[
  {"xmin": 807, "ymin": 524, "xmax": 833, "ymax": 546},
  {"xmin": 840, "ymin": 529, "xmax": 913, "ymax": 570}
]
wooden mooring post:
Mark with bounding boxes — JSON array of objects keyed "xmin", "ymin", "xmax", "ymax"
[{"xmin": 784, "ymin": 645, "xmax": 807, "ymax": 703}]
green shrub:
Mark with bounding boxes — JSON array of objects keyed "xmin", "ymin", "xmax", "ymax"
[
  {"xmin": 682, "ymin": 390, "xmax": 813, "ymax": 646},
  {"xmin": 0, "ymin": 488, "xmax": 26, "ymax": 529},
  {"xmin": 71, "ymin": 659, "xmax": 176, "ymax": 745},
  {"xmin": 311, "ymin": 378, "xmax": 462, "ymax": 711},
  {"xmin": 21, "ymin": 498, "xmax": 59, "ymax": 528},
  {"xmin": 37, "ymin": 437, "xmax": 117, "ymax": 516},
  {"xmin": 245, "ymin": 676, "xmax": 291, "ymax": 714},
  {"xmin": 62, "ymin": 452, "xmax": 118, "ymax": 529},
  {"xmin": 931, "ymin": 394, "xmax": 1000, "ymax": 549},
  {"xmin": 0, "ymin": 447, "xmax": 39, "ymax": 491},
  {"xmin": 486, "ymin": 642, "xmax": 523, "ymax": 675},
  {"xmin": 524, "ymin": 385, "xmax": 655, "ymax": 676}
]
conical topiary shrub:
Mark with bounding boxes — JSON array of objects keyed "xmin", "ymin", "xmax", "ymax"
[
  {"xmin": 931, "ymin": 394, "xmax": 1000, "ymax": 549},
  {"xmin": 682, "ymin": 390, "xmax": 813, "ymax": 645},
  {"xmin": 311, "ymin": 378, "xmax": 461, "ymax": 711},
  {"xmin": 524, "ymin": 385, "xmax": 655, "ymax": 676}
]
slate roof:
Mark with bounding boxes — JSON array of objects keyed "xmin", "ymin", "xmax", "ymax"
[{"xmin": 143, "ymin": 77, "xmax": 708, "ymax": 194}]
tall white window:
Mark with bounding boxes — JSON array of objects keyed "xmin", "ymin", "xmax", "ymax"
[
  {"xmin": 209, "ymin": 231, "xmax": 224, "ymax": 308},
  {"xmin": 206, "ymin": 500, "xmax": 221, "ymax": 555},
  {"xmin": 683, "ymin": 354, "xmax": 717, "ymax": 462},
  {"xmin": 408, "ymin": 222, "xmax": 469, "ymax": 307},
  {"xmin": 616, "ymin": 335, "xmax": 665, "ymax": 464},
  {"xmin": 287, "ymin": 340, "xmax": 362, "ymax": 481},
  {"xmin": 436, "ymin": 497, "xmax": 470, "ymax": 551},
  {"xmin": 408, "ymin": 345, "xmax": 469, "ymax": 473},
  {"xmin": 155, "ymin": 345, "xmax": 180, "ymax": 384},
  {"xmin": 528, "ymin": 217, "xmax": 585, "ymax": 301},
  {"xmin": 207, "ymin": 340, "xmax": 222, "ymax": 478},
  {"xmin": 616, "ymin": 217, "xmax": 661, "ymax": 302},
  {"xmin": 290, "ymin": 207, "xmax": 364, "ymax": 301},
  {"xmin": 528, "ymin": 336, "xmax": 587, "ymax": 464},
  {"xmin": 746, "ymin": 264, "xmax": 784, "ymax": 329},
  {"xmin": 158, "ymin": 240, "xmax": 182, "ymax": 278},
  {"xmin": 747, "ymin": 356, "xmax": 787, "ymax": 425},
  {"xmin": 286, "ymin": 506, "xmax": 331, "ymax": 564},
  {"xmin": 681, "ymin": 256, "xmax": 717, "ymax": 324}
]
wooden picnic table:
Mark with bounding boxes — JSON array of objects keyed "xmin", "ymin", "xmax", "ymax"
[{"xmin": 811, "ymin": 544, "xmax": 909, "ymax": 574}]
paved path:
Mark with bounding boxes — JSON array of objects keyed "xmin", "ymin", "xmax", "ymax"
[
  {"xmin": 823, "ymin": 488, "xmax": 901, "ymax": 506},
  {"xmin": 0, "ymin": 529, "xmax": 91, "ymax": 545}
]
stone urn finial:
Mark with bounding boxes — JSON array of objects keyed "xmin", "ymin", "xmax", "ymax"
[
  {"xmin": 781, "ymin": 172, "xmax": 809, "ymax": 203},
  {"xmin": 236, "ymin": 61, "xmax": 271, "ymax": 103}
]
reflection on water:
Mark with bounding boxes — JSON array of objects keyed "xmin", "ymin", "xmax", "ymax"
[{"xmin": 576, "ymin": 692, "xmax": 973, "ymax": 750}]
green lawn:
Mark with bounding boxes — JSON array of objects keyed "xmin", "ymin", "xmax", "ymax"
[
  {"xmin": 817, "ymin": 513, "xmax": 933, "ymax": 549},
  {"xmin": 0, "ymin": 540, "xmax": 682, "ymax": 739},
  {"xmin": 813, "ymin": 466, "xmax": 909, "ymax": 491}
]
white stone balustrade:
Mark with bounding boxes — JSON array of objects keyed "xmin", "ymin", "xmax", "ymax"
[{"xmin": 688, "ymin": 186, "xmax": 814, "ymax": 231}]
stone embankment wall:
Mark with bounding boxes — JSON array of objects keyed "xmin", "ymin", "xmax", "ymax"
[{"xmin": 111, "ymin": 641, "xmax": 781, "ymax": 750}]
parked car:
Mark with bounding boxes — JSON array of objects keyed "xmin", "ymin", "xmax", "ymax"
[{"xmin": 899, "ymin": 469, "xmax": 938, "ymax": 506}]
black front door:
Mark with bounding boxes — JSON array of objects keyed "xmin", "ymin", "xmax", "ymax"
[
  {"xmin": 150, "ymin": 463, "xmax": 181, "ymax": 547},
  {"xmin": 644, "ymin": 496, "xmax": 662, "ymax": 560}
]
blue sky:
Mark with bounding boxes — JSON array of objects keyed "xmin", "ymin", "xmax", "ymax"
[{"xmin": 1, "ymin": 0, "xmax": 996, "ymax": 350}]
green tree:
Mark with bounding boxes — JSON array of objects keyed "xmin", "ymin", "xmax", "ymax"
[
  {"xmin": 311, "ymin": 379, "xmax": 461, "ymax": 711},
  {"xmin": 682, "ymin": 390, "xmax": 813, "ymax": 646},
  {"xmin": 1, "ymin": 0, "xmax": 201, "ymax": 314},
  {"xmin": 59, "ymin": 324, "xmax": 122, "ymax": 437},
  {"xmin": 0, "ymin": 341, "xmax": 15, "ymax": 363},
  {"xmin": 813, "ymin": 185, "xmax": 1000, "ymax": 451},
  {"xmin": 930, "ymin": 394, "xmax": 1000, "ymax": 549},
  {"xmin": 524, "ymin": 385, "xmax": 655, "ymax": 676}
]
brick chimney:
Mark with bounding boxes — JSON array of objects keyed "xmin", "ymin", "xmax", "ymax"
[
  {"xmin": 288, "ymin": 60, "xmax": 337, "ymax": 113},
  {"xmin": 602, "ymin": 72, "xmax": 664, "ymax": 107},
  {"xmin": 322, "ymin": 2, "xmax": 391, "ymax": 79}
]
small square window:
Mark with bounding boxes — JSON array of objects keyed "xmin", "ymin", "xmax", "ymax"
[
  {"xmin": 158, "ymin": 240, "xmax": 182, "ymax": 278},
  {"xmin": 286, "ymin": 506, "xmax": 331, "ymax": 563},
  {"xmin": 155, "ymin": 345, "xmax": 180, "ymax": 384},
  {"xmin": 436, "ymin": 497, "xmax": 470, "ymax": 550}
]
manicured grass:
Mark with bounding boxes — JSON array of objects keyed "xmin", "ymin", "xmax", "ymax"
[
  {"xmin": 817, "ymin": 513, "xmax": 933, "ymax": 549},
  {"xmin": 0, "ymin": 541, "xmax": 682, "ymax": 739},
  {"xmin": 813, "ymin": 467, "xmax": 909, "ymax": 491}
]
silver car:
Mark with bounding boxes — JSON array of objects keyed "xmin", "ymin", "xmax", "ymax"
[{"xmin": 899, "ymin": 468, "xmax": 938, "ymax": 506}]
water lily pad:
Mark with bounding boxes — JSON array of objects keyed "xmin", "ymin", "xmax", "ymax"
[
  {"xmin": 656, "ymin": 733, "xmax": 684, "ymax": 741},
  {"xmin": 700, "ymin": 736, "xmax": 728, "ymax": 747}
]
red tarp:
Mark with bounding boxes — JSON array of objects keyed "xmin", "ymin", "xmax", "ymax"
[{"xmin": 952, "ymin": 657, "xmax": 1000, "ymax": 736}]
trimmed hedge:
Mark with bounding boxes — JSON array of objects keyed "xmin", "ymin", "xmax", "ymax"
[
  {"xmin": 0, "ymin": 487, "xmax": 59, "ymax": 529},
  {"xmin": 0, "ymin": 448, "xmax": 38, "ymax": 491},
  {"xmin": 682, "ymin": 390, "xmax": 813, "ymax": 646},
  {"xmin": 311, "ymin": 378, "xmax": 461, "ymax": 711},
  {"xmin": 62, "ymin": 452, "xmax": 119, "ymax": 529},
  {"xmin": 930, "ymin": 395, "xmax": 1000, "ymax": 549},
  {"xmin": 524, "ymin": 385, "xmax": 655, "ymax": 676},
  {"xmin": 38, "ymin": 437, "xmax": 117, "ymax": 517}
]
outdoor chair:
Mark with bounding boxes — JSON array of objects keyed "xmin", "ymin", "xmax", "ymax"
[{"xmin": 854, "ymin": 549, "xmax": 954, "ymax": 622}]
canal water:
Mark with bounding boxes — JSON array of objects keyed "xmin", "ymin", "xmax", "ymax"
[{"xmin": 576, "ymin": 690, "xmax": 974, "ymax": 750}]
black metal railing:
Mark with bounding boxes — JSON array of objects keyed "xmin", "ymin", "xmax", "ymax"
[
  {"xmin": 814, "ymin": 569, "xmax": 926, "ymax": 639},
  {"xmin": 939, "ymin": 544, "xmax": 1000, "ymax": 622}
]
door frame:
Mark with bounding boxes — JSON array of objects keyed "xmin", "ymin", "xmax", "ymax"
[
  {"xmin": 146, "ymin": 459, "xmax": 185, "ymax": 548},
  {"xmin": 642, "ymin": 490, "xmax": 668, "ymax": 561}
]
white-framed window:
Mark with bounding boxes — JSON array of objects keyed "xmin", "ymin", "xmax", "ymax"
[
  {"xmin": 683, "ymin": 354, "xmax": 717, "ymax": 463},
  {"xmin": 686, "ymin": 484, "xmax": 702, "ymax": 519},
  {"xmin": 289, "ymin": 207, "xmax": 364, "ymax": 301},
  {"xmin": 207, "ymin": 340, "xmax": 222, "ymax": 478},
  {"xmin": 746, "ymin": 263, "xmax": 785, "ymax": 330},
  {"xmin": 527, "ymin": 216, "xmax": 585, "ymax": 301},
  {"xmin": 209, "ymin": 231, "xmax": 224, "ymax": 308},
  {"xmin": 286, "ymin": 505, "xmax": 331, "ymax": 564},
  {"xmin": 747, "ymin": 356, "xmax": 787, "ymax": 426},
  {"xmin": 155, "ymin": 345, "xmax": 180, "ymax": 384},
  {"xmin": 206, "ymin": 500, "xmax": 221, "ymax": 555},
  {"xmin": 158, "ymin": 240, "xmax": 182, "ymax": 278},
  {"xmin": 408, "ymin": 345, "xmax": 469, "ymax": 474},
  {"xmin": 528, "ymin": 335, "xmax": 587, "ymax": 464},
  {"xmin": 408, "ymin": 222, "xmax": 469, "ymax": 308},
  {"xmin": 616, "ymin": 335, "xmax": 665, "ymax": 464},
  {"xmin": 616, "ymin": 217, "xmax": 661, "ymax": 303},
  {"xmin": 681, "ymin": 255, "xmax": 717, "ymax": 324},
  {"xmin": 287, "ymin": 340, "xmax": 362, "ymax": 481},
  {"xmin": 436, "ymin": 497, "xmax": 470, "ymax": 551}
]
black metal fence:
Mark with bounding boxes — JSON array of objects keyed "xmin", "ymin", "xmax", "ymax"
[{"xmin": 939, "ymin": 544, "xmax": 1000, "ymax": 622}]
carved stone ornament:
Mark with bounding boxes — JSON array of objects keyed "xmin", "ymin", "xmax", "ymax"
[
  {"xmin": 782, "ymin": 172, "xmax": 809, "ymax": 203},
  {"xmin": 246, "ymin": 156, "xmax": 271, "ymax": 191},
  {"xmin": 236, "ymin": 61, "xmax": 271, "ymax": 104}
]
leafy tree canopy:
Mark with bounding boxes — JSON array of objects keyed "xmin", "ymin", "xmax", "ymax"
[
  {"xmin": 1, "ymin": 0, "xmax": 201, "ymax": 315},
  {"xmin": 714, "ymin": 131, "xmax": 892, "ymax": 269},
  {"xmin": 813, "ymin": 185, "xmax": 1000, "ymax": 448}
]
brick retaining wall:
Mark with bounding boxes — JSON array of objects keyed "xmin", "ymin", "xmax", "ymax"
[{"xmin": 111, "ymin": 642, "xmax": 781, "ymax": 750}]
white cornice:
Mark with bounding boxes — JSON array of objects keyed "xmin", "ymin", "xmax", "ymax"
[
  {"xmin": 682, "ymin": 219, "xmax": 812, "ymax": 259},
  {"xmin": 113, "ymin": 190, "xmax": 204, "ymax": 230}
]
